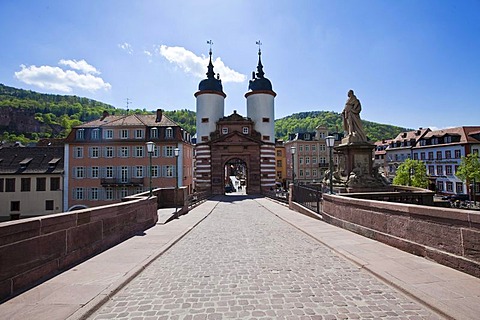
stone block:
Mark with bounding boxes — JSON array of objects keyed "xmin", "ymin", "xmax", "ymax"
[
  {"xmin": 76, "ymin": 210, "xmax": 91, "ymax": 225},
  {"xmin": 462, "ymin": 228, "xmax": 480, "ymax": 261},
  {"xmin": 40, "ymin": 213, "xmax": 77, "ymax": 235},
  {"xmin": 0, "ymin": 219, "xmax": 40, "ymax": 246},
  {"xmin": 387, "ymin": 215, "xmax": 411, "ymax": 239},
  {"xmin": 0, "ymin": 231, "xmax": 65, "ymax": 281},
  {"xmin": 66, "ymin": 221, "xmax": 102, "ymax": 253},
  {"xmin": 408, "ymin": 220, "xmax": 462, "ymax": 255},
  {"xmin": 12, "ymin": 259, "xmax": 60, "ymax": 294},
  {"xmin": 0, "ymin": 278, "xmax": 11, "ymax": 302}
]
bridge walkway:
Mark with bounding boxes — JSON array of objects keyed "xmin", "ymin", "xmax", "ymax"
[{"xmin": 1, "ymin": 195, "xmax": 479, "ymax": 319}]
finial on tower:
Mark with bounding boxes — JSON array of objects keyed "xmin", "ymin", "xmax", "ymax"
[
  {"xmin": 255, "ymin": 40, "xmax": 264, "ymax": 79},
  {"xmin": 206, "ymin": 40, "xmax": 215, "ymax": 79}
]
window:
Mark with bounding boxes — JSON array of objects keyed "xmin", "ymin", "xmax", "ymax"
[
  {"xmin": 153, "ymin": 145, "xmax": 160, "ymax": 157},
  {"xmin": 420, "ymin": 152, "xmax": 426, "ymax": 160},
  {"xmin": 473, "ymin": 149, "xmax": 479, "ymax": 155},
  {"xmin": 299, "ymin": 157, "xmax": 303, "ymax": 164},
  {"xmin": 299, "ymin": 169, "xmax": 304, "ymax": 177},
  {"xmin": 222, "ymin": 127, "xmax": 228, "ymax": 134},
  {"xmin": 305, "ymin": 145, "xmax": 310, "ymax": 152},
  {"xmin": 11, "ymin": 201, "xmax": 20, "ymax": 212},
  {"xmin": 454, "ymin": 150, "xmax": 461, "ymax": 159},
  {"xmin": 21, "ymin": 178, "xmax": 31, "ymax": 192},
  {"xmin": 121, "ymin": 129, "xmax": 129, "ymax": 139},
  {"xmin": 445, "ymin": 150, "xmax": 452, "ymax": 159},
  {"xmin": 91, "ymin": 188, "xmax": 98, "ymax": 200},
  {"xmin": 312, "ymin": 145, "xmax": 316, "ymax": 152},
  {"xmin": 105, "ymin": 129, "xmax": 113, "ymax": 139},
  {"xmin": 105, "ymin": 146, "xmax": 114, "ymax": 158},
  {"xmin": 262, "ymin": 135, "xmax": 270, "ymax": 141},
  {"xmin": 276, "ymin": 150, "xmax": 282, "ymax": 156},
  {"xmin": 74, "ymin": 188, "xmax": 84, "ymax": 200},
  {"xmin": 45, "ymin": 200, "xmax": 54, "ymax": 211},
  {"xmin": 445, "ymin": 165, "xmax": 453, "ymax": 175},
  {"xmin": 91, "ymin": 129, "xmax": 100, "ymax": 140},
  {"xmin": 413, "ymin": 153, "xmax": 418, "ymax": 160},
  {"xmin": 150, "ymin": 128, "xmax": 158, "ymax": 138},
  {"xmin": 277, "ymin": 160, "xmax": 282, "ymax": 167},
  {"xmin": 320, "ymin": 157, "xmax": 326, "ymax": 164},
  {"xmin": 262, "ymin": 117, "xmax": 270, "ymax": 122},
  {"xmin": 436, "ymin": 151, "xmax": 442, "ymax": 160},
  {"xmin": 456, "ymin": 182, "xmax": 463, "ymax": 193},
  {"xmin": 106, "ymin": 166, "xmax": 114, "ymax": 178},
  {"xmin": 105, "ymin": 188, "xmax": 114, "ymax": 200},
  {"xmin": 312, "ymin": 157, "xmax": 317, "ymax": 164},
  {"xmin": 201, "ymin": 136, "xmax": 209, "ymax": 142},
  {"xmin": 135, "ymin": 166, "xmax": 144, "ymax": 178},
  {"xmin": 277, "ymin": 171, "xmax": 282, "ymax": 179},
  {"xmin": 305, "ymin": 157, "xmax": 310, "ymax": 164},
  {"xmin": 90, "ymin": 146, "xmax": 100, "ymax": 158},
  {"xmin": 446, "ymin": 181, "xmax": 453, "ymax": 192},
  {"xmin": 165, "ymin": 127, "xmax": 173, "ymax": 138},
  {"xmin": 135, "ymin": 146, "xmax": 144, "ymax": 158},
  {"xmin": 243, "ymin": 127, "xmax": 249, "ymax": 134},
  {"xmin": 135, "ymin": 129, "xmax": 144, "ymax": 139},
  {"xmin": 76, "ymin": 129, "xmax": 85, "ymax": 140},
  {"xmin": 120, "ymin": 146, "xmax": 129, "ymax": 158},
  {"xmin": 74, "ymin": 147, "xmax": 83, "ymax": 158},
  {"xmin": 121, "ymin": 187, "xmax": 128, "ymax": 198},
  {"xmin": 428, "ymin": 166, "xmax": 434, "ymax": 175},
  {"xmin": 164, "ymin": 146, "xmax": 174, "ymax": 157},
  {"xmin": 0, "ymin": 178, "xmax": 3, "ymax": 192},
  {"xmin": 312, "ymin": 169, "xmax": 317, "ymax": 177},
  {"xmin": 90, "ymin": 167, "xmax": 99, "ymax": 179},
  {"xmin": 436, "ymin": 166, "xmax": 443, "ymax": 176},
  {"xmin": 305, "ymin": 169, "xmax": 310, "ymax": 177},
  {"xmin": 163, "ymin": 165, "xmax": 174, "ymax": 177},
  {"xmin": 428, "ymin": 152, "xmax": 434, "ymax": 160},
  {"xmin": 436, "ymin": 181, "xmax": 444, "ymax": 192},
  {"xmin": 319, "ymin": 145, "xmax": 326, "ymax": 152},
  {"xmin": 75, "ymin": 167, "xmax": 85, "ymax": 179},
  {"xmin": 151, "ymin": 165, "xmax": 159, "ymax": 178},
  {"xmin": 202, "ymin": 118, "xmax": 209, "ymax": 123},
  {"xmin": 299, "ymin": 146, "xmax": 303, "ymax": 152},
  {"xmin": 6, "ymin": 178, "xmax": 15, "ymax": 192},
  {"xmin": 50, "ymin": 177, "xmax": 60, "ymax": 190}
]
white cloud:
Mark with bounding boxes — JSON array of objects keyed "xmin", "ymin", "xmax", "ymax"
[
  {"xmin": 118, "ymin": 42, "xmax": 133, "ymax": 54},
  {"xmin": 59, "ymin": 59, "xmax": 99, "ymax": 74},
  {"xmin": 143, "ymin": 50, "xmax": 152, "ymax": 57},
  {"xmin": 14, "ymin": 61, "xmax": 111, "ymax": 93},
  {"xmin": 157, "ymin": 45, "xmax": 246, "ymax": 83}
]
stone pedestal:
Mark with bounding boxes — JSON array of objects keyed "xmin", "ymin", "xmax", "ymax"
[{"xmin": 336, "ymin": 141, "xmax": 375, "ymax": 177}]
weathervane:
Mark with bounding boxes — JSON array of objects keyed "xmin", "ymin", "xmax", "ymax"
[
  {"xmin": 126, "ymin": 98, "xmax": 131, "ymax": 114},
  {"xmin": 256, "ymin": 40, "xmax": 262, "ymax": 54},
  {"xmin": 207, "ymin": 40, "xmax": 213, "ymax": 54}
]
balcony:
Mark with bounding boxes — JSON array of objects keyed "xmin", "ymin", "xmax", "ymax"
[{"xmin": 100, "ymin": 178, "xmax": 144, "ymax": 187}]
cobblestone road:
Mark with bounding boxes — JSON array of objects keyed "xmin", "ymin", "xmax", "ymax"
[{"xmin": 91, "ymin": 197, "xmax": 440, "ymax": 319}]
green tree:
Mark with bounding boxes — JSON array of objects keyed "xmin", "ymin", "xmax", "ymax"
[
  {"xmin": 393, "ymin": 159, "xmax": 428, "ymax": 188},
  {"xmin": 456, "ymin": 153, "xmax": 480, "ymax": 198}
]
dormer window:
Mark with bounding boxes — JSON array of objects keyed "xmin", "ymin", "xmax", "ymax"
[
  {"xmin": 91, "ymin": 128, "xmax": 100, "ymax": 140},
  {"xmin": 243, "ymin": 127, "xmax": 249, "ymax": 134},
  {"xmin": 222, "ymin": 127, "xmax": 228, "ymax": 135},
  {"xmin": 135, "ymin": 129, "xmax": 144, "ymax": 139},
  {"xmin": 165, "ymin": 127, "xmax": 173, "ymax": 138},
  {"xmin": 121, "ymin": 129, "xmax": 129, "ymax": 139},
  {"xmin": 76, "ymin": 129, "xmax": 85, "ymax": 140},
  {"xmin": 151, "ymin": 127, "xmax": 158, "ymax": 138},
  {"xmin": 19, "ymin": 158, "xmax": 33, "ymax": 169}
]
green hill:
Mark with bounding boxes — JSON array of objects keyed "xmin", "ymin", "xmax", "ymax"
[
  {"xmin": 0, "ymin": 84, "xmax": 406, "ymax": 144},
  {"xmin": 275, "ymin": 111, "xmax": 409, "ymax": 142}
]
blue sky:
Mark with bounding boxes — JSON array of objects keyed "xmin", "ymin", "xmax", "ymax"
[{"xmin": 1, "ymin": 0, "xmax": 479, "ymax": 130}]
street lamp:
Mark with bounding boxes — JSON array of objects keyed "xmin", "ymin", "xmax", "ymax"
[
  {"xmin": 291, "ymin": 146, "xmax": 296, "ymax": 185},
  {"xmin": 174, "ymin": 147, "xmax": 180, "ymax": 217},
  {"xmin": 325, "ymin": 136, "xmax": 335, "ymax": 194},
  {"xmin": 146, "ymin": 141, "xmax": 155, "ymax": 197}
]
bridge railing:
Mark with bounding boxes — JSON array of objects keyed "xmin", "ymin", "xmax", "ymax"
[
  {"xmin": 263, "ymin": 189, "xmax": 289, "ymax": 204},
  {"xmin": 188, "ymin": 190, "xmax": 211, "ymax": 208},
  {"xmin": 292, "ymin": 184, "xmax": 323, "ymax": 214}
]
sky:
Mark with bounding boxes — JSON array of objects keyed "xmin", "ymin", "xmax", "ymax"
[{"xmin": 1, "ymin": 0, "xmax": 479, "ymax": 131}]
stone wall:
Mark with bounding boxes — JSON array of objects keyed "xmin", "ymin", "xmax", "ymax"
[
  {"xmin": 321, "ymin": 194, "xmax": 480, "ymax": 278},
  {"xmin": 0, "ymin": 196, "xmax": 158, "ymax": 302}
]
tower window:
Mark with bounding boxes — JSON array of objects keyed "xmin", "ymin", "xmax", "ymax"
[
  {"xmin": 243, "ymin": 127, "xmax": 249, "ymax": 134},
  {"xmin": 222, "ymin": 128, "xmax": 228, "ymax": 134},
  {"xmin": 202, "ymin": 118, "xmax": 209, "ymax": 123},
  {"xmin": 263, "ymin": 135, "xmax": 270, "ymax": 141},
  {"xmin": 262, "ymin": 118, "xmax": 270, "ymax": 122},
  {"xmin": 201, "ymin": 136, "xmax": 209, "ymax": 142}
]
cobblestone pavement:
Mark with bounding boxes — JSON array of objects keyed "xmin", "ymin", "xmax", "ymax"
[{"xmin": 90, "ymin": 197, "xmax": 441, "ymax": 319}]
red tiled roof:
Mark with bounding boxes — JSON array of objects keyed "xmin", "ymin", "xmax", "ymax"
[{"xmin": 78, "ymin": 113, "xmax": 179, "ymax": 128}]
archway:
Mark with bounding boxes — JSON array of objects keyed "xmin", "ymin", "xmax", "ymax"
[{"xmin": 224, "ymin": 158, "xmax": 248, "ymax": 194}]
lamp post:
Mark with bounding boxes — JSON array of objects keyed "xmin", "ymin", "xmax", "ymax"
[
  {"xmin": 174, "ymin": 147, "xmax": 180, "ymax": 218},
  {"xmin": 325, "ymin": 136, "xmax": 335, "ymax": 194},
  {"xmin": 291, "ymin": 146, "xmax": 296, "ymax": 185},
  {"xmin": 146, "ymin": 141, "xmax": 154, "ymax": 197}
]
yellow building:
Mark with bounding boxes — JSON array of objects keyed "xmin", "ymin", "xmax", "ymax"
[
  {"xmin": 275, "ymin": 140, "xmax": 287, "ymax": 189},
  {"xmin": 0, "ymin": 146, "xmax": 64, "ymax": 221}
]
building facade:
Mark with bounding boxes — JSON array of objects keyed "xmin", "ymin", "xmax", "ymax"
[
  {"xmin": 275, "ymin": 140, "xmax": 287, "ymax": 189},
  {"xmin": 0, "ymin": 146, "xmax": 64, "ymax": 221},
  {"xmin": 285, "ymin": 126, "xmax": 342, "ymax": 185},
  {"xmin": 412, "ymin": 127, "xmax": 480, "ymax": 198},
  {"xmin": 64, "ymin": 110, "xmax": 193, "ymax": 210},
  {"xmin": 194, "ymin": 47, "xmax": 276, "ymax": 194}
]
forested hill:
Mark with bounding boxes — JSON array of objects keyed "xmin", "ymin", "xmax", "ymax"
[
  {"xmin": 274, "ymin": 111, "xmax": 409, "ymax": 142},
  {"xmin": 1, "ymin": 84, "xmax": 406, "ymax": 144}
]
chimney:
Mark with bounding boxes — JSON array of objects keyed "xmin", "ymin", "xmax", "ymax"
[
  {"xmin": 100, "ymin": 110, "xmax": 109, "ymax": 121},
  {"xmin": 156, "ymin": 109, "xmax": 163, "ymax": 122}
]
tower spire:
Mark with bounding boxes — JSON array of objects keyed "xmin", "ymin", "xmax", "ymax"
[
  {"xmin": 255, "ymin": 40, "xmax": 265, "ymax": 79},
  {"xmin": 206, "ymin": 40, "xmax": 215, "ymax": 79}
]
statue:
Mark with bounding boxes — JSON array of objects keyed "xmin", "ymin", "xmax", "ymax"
[{"xmin": 342, "ymin": 90, "xmax": 367, "ymax": 142}]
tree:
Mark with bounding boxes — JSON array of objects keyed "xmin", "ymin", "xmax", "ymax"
[
  {"xmin": 456, "ymin": 153, "xmax": 480, "ymax": 200},
  {"xmin": 393, "ymin": 159, "xmax": 428, "ymax": 188}
]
